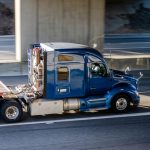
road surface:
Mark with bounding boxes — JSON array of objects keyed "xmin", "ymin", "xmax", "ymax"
[
  {"xmin": 0, "ymin": 35, "xmax": 15, "ymax": 60},
  {"xmin": 0, "ymin": 115, "xmax": 149, "ymax": 150},
  {"xmin": 0, "ymin": 34, "xmax": 150, "ymax": 61}
]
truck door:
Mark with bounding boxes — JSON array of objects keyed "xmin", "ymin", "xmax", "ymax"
[
  {"xmin": 88, "ymin": 55, "xmax": 113, "ymax": 95},
  {"xmin": 55, "ymin": 53, "xmax": 85, "ymax": 98}
]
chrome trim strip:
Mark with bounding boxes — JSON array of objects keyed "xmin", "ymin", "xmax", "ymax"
[{"xmin": 88, "ymin": 98, "xmax": 105, "ymax": 102}]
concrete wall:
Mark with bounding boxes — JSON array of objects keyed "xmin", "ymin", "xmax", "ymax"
[{"xmin": 16, "ymin": 0, "xmax": 105, "ymax": 61}]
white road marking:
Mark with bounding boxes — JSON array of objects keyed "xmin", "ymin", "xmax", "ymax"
[
  {"xmin": 104, "ymin": 47, "xmax": 150, "ymax": 50},
  {"xmin": 106, "ymin": 41, "xmax": 150, "ymax": 45},
  {"xmin": 0, "ymin": 35, "xmax": 15, "ymax": 38},
  {"xmin": 0, "ymin": 112, "xmax": 150, "ymax": 127},
  {"xmin": 139, "ymin": 91, "xmax": 150, "ymax": 94},
  {"xmin": 0, "ymin": 51, "xmax": 15, "ymax": 54}
]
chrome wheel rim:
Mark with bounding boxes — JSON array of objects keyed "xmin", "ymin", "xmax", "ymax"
[
  {"xmin": 5, "ymin": 106, "xmax": 19, "ymax": 120},
  {"xmin": 116, "ymin": 98, "xmax": 127, "ymax": 111}
]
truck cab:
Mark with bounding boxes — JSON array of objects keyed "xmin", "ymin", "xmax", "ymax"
[{"xmin": 0, "ymin": 43, "xmax": 140, "ymax": 122}]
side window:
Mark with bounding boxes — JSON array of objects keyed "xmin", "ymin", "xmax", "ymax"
[
  {"xmin": 57, "ymin": 54, "xmax": 83, "ymax": 62},
  {"xmin": 58, "ymin": 55, "xmax": 73, "ymax": 61},
  {"xmin": 90, "ymin": 63, "xmax": 107, "ymax": 77},
  {"xmin": 57, "ymin": 67, "xmax": 69, "ymax": 81}
]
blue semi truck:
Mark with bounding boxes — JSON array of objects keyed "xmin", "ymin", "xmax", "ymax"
[{"xmin": 0, "ymin": 43, "xmax": 140, "ymax": 122}]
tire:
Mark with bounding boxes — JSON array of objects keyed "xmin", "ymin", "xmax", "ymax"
[
  {"xmin": 111, "ymin": 94, "xmax": 130, "ymax": 113},
  {"xmin": 1, "ymin": 101, "xmax": 23, "ymax": 123}
]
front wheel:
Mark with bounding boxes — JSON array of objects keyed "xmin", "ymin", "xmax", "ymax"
[
  {"xmin": 1, "ymin": 101, "xmax": 23, "ymax": 123},
  {"xmin": 111, "ymin": 94, "xmax": 130, "ymax": 113}
]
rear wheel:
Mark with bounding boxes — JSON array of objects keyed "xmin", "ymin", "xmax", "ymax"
[
  {"xmin": 1, "ymin": 101, "xmax": 23, "ymax": 123},
  {"xmin": 111, "ymin": 94, "xmax": 130, "ymax": 112}
]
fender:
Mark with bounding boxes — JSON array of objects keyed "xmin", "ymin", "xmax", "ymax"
[
  {"xmin": 105, "ymin": 82, "xmax": 139, "ymax": 108},
  {"xmin": 0, "ymin": 98, "xmax": 27, "ymax": 110}
]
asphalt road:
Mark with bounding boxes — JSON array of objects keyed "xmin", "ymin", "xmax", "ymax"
[
  {"xmin": 0, "ymin": 115, "xmax": 149, "ymax": 150},
  {"xmin": 0, "ymin": 34, "xmax": 150, "ymax": 56},
  {"xmin": 105, "ymin": 34, "xmax": 150, "ymax": 43},
  {"xmin": 0, "ymin": 35, "xmax": 15, "ymax": 60},
  {"xmin": 104, "ymin": 34, "xmax": 150, "ymax": 59},
  {"xmin": 0, "ymin": 35, "xmax": 15, "ymax": 52},
  {"xmin": 0, "ymin": 35, "xmax": 150, "ymax": 62}
]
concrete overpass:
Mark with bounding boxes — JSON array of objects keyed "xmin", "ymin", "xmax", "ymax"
[{"xmin": 15, "ymin": 0, "xmax": 105, "ymax": 61}]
